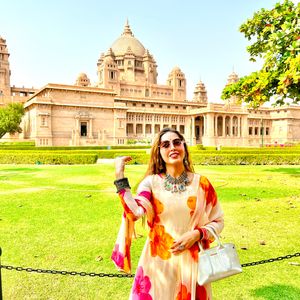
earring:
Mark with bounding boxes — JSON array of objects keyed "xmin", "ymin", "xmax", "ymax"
[{"xmin": 184, "ymin": 157, "xmax": 188, "ymax": 165}]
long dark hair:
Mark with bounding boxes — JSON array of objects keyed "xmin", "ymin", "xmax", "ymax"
[{"xmin": 144, "ymin": 127, "xmax": 194, "ymax": 176}]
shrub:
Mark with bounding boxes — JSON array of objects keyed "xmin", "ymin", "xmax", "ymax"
[
  {"xmin": 0, "ymin": 145, "xmax": 151, "ymax": 150},
  {"xmin": 0, "ymin": 149, "xmax": 299, "ymax": 165},
  {"xmin": 0, "ymin": 153, "xmax": 98, "ymax": 164},
  {"xmin": 190, "ymin": 154, "xmax": 300, "ymax": 165},
  {"xmin": 127, "ymin": 139, "xmax": 151, "ymax": 145},
  {"xmin": 196, "ymin": 144, "xmax": 205, "ymax": 150}
]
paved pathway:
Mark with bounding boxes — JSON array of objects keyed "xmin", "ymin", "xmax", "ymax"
[{"xmin": 96, "ymin": 158, "xmax": 115, "ymax": 164}]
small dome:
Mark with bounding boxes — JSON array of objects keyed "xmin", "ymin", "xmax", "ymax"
[
  {"xmin": 110, "ymin": 20, "xmax": 145, "ymax": 57},
  {"xmin": 104, "ymin": 56, "xmax": 115, "ymax": 64},
  {"xmin": 77, "ymin": 73, "xmax": 88, "ymax": 80},
  {"xmin": 227, "ymin": 71, "xmax": 239, "ymax": 84},
  {"xmin": 0, "ymin": 36, "xmax": 8, "ymax": 49},
  {"xmin": 106, "ymin": 48, "xmax": 115, "ymax": 57},
  {"xmin": 194, "ymin": 80, "xmax": 206, "ymax": 91},
  {"xmin": 75, "ymin": 73, "xmax": 90, "ymax": 87},
  {"xmin": 168, "ymin": 66, "xmax": 184, "ymax": 78},
  {"xmin": 171, "ymin": 66, "xmax": 182, "ymax": 73},
  {"xmin": 193, "ymin": 80, "xmax": 207, "ymax": 103}
]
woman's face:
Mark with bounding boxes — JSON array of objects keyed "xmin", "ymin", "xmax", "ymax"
[{"xmin": 159, "ymin": 131, "xmax": 185, "ymax": 167}]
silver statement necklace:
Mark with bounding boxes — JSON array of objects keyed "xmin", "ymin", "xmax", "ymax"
[{"xmin": 164, "ymin": 171, "xmax": 189, "ymax": 193}]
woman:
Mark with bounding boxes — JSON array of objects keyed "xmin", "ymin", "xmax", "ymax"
[{"xmin": 112, "ymin": 127, "xmax": 224, "ymax": 300}]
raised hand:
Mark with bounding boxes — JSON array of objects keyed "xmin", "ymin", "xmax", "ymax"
[{"xmin": 115, "ymin": 156, "xmax": 132, "ymax": 179}]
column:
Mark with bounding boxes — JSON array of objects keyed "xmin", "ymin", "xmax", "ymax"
[
  {"xmin": 151, "ymin": 121, "xmax": 155, "ymax": 137},
  {"xmin": 75, "ymin": 118, "xmax": 80, "ymax": 145},
  {"xmin": 186, "ymin": 117, "xmax": 192, "ymax": 145},
  {"xmin": 222, "ymin": 116, "xmax": 225, "ymax": 137},
  {"xmin": 133, "ymin": 114, "xmax": 136, "ymax": 136},
  {"xmin": 160, "ymin": 115, "xmax": 164, "ymax": 129},
  {"xmin": 206, "ymin": 113, "xmax": 214, "ymax": 137},
  {"xmin": 143, "ymin": 114, "xmax": 146, "ymax": 137},
  {"xmin": 88, "ymin": 118, "xmax": 93, "ymax": 138},
  {"xmin": 200, "ymin": 116, "xmax": 204, "ymax": 137},
  {"xmin": 75, "ymin": 118, "xmax": 79, "ymax": 132},
  {"xmin": 241, "ymin": 116, "xmax": 248, "ymax": 137},
  {"xmin": 191, "ymin": 116, "xmax": 195, "ymax": 145}
]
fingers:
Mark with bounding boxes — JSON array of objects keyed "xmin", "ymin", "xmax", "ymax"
[
  {"xmin": 171, "ymin": 246, "xmax": 185, "ymax": 255},
  {"xmin": 171, "ymin": 240, "xmax": 186, "ymax": 255},
  {"xmin": 171, "ymin": 240, "xmax": 182, "ymax": 249},
  {"xmin": 171, "ymin": 231, "xmax": 198, "ymax": 254},
  {"xmin": 114, "ymin": 156, "xmax": 132, "ymax": 178},
  {"xmin": 123, "ymin": 156, "xmax": 132, "ymax": 163},
  {"xmin": 115, "ymin": 156, "xmax": 132, "ymax": 163},
  {"xmin": 115, "ymin": 156, "xmax": 132, "ymax": 167}
]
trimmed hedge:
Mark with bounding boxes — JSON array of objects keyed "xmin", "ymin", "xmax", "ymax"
[
  {"xmin": 0, "ymin": 141, "xmax": 35, "ymax": 146},
  {"xmin": 115, "ymin": 153, "xmax": 300, "ymax": 165},
  {"xmin": 0, "ymin": 145, "xmax": 151, "ymax": 150},
  {"xmin": 1, "ymin": 148, "xmax": 299, "ymax": 157},
  {"xmin": 189, "ymin": 149, "xmax": 300, "ymax": 154},
  {"xmin": 0, "ymin": 149, "xmax": 299, "ymax": 165},
  {"xmin": 190, "ymin": 154, "xmax": 300, "ymax": 165},
  {"xmin": 0, "ymin": 149, "xmax": 147, "ymax": 159},
  {"xmin": 0, "ymin": 153, "xmax": 98, "ymax": 164}
]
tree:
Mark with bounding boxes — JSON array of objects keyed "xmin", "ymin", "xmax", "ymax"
[
  {"xmin": 0, "ymin": 103, "xmax": 25, "ymax": 139},
  {"xmin": 222, "ymin": 0, "xmax": 300, "ymax": 108}
]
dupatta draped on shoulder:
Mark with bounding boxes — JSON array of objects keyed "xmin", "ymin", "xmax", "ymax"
[{"xmin": 111, "ymin": 174, "xmax": 224, "ymax": 274}]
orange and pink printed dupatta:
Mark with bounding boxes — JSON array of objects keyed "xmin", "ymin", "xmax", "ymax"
[{"xmin": 111, "ymin": 174, "xmax": 224, "ymax": 275}]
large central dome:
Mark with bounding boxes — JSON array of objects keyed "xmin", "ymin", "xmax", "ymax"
[{"xmin": 110, "ymin": 21, "xmax": 145, "ymax": 57}]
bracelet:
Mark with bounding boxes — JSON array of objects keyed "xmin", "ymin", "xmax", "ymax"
[{"xmin": 114, "ymin": 177, "xmax": 131, "ymax": 193}]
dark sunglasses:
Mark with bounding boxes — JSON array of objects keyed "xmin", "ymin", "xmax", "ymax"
[{"xmin": 159, "ymin": 138, "xmax": 184, "ymax": 149}]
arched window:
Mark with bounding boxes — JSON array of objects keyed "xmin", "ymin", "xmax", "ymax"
[{"xmin": 109, "ymin": 71, "xmax": 115, "ymax": 80}]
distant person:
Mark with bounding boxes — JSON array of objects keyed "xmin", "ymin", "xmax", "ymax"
[{"xmin": 112, "ymin": 127, "xmax": 224, "ymax": 299}]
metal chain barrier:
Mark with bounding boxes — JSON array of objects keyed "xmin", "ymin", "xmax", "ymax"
[
  {"xmin": 241, "ymin": 252, "xmax": 299, "ymax": 267},
  {"xmin": 0, "ymin": 252, "xmax": 299, "ymax": 278},
  {"xmin": 0, "ymin": 265, "xmax": 134, "ymax": 278}
]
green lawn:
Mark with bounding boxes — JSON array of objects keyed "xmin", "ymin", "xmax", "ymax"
[{"xmin": 1, "ymin": 164, "xmax": 300, "ymax": 300}]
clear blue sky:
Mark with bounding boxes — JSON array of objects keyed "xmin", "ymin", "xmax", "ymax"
[{"xmin": 1, "ymin": 0, "xmax": 281, "ymax": 102}]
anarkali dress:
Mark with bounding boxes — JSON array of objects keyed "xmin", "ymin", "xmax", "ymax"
[{"xmin": 112, "ymin": 173, "xmax": 224, "ymax": 300}]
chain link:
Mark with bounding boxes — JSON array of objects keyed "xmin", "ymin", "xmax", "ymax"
[
  {"xmin": 0, "ymin": 265, "xmax": 134, "ymax": 278},
  {"xmin": 0, "ymin": 252, "xmax": 299, "ymax": 278},
  {"xmin": 241, "ymin": 252, "xmax": 299, "ymax": 268}
]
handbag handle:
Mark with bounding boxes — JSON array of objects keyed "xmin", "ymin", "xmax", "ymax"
[{"xmin": 198, "ymin": 226, "xmax": 223, "ymax": 252}]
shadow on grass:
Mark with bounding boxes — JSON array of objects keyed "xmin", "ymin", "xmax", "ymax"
[
  {"xmin": 264, "ymin": 167, "xmax": 300, "ymax": 177},
  {"xmin": 252, "ymin": 284, "xmax": 300, "ymax": 300}
]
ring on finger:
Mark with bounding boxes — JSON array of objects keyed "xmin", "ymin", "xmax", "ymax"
[{"xmin": 178, "ymin": 245, "xmax": 185, "ymax": 251}]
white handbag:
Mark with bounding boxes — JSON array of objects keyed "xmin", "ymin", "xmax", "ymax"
[{"xmin": 197, "ymin": 227, "xmax": 242, "ymax": 285}]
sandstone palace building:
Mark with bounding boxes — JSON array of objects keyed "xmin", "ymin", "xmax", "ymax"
[{"xmin": 1, "ymin": 22, "xmax": 300, "ymax": 147}]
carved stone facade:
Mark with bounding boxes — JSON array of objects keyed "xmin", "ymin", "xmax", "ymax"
[
  {"xmin": 1, "ymin": 22, "xmax": 300, "ymax": 147},
  {"xmin": 0, "ymin": 36, "xmax": 37, "ymax": 106}
]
